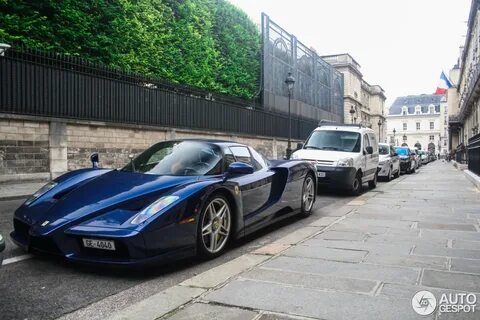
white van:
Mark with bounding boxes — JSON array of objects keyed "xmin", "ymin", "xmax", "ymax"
[{"xmin": 291, "ymin": 121, "xmax": 379, "ymax": 195}]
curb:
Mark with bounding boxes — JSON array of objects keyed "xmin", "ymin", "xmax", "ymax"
[{"xmin": 106, "ymin": 201, "xmax": 360, "ymax": 320}]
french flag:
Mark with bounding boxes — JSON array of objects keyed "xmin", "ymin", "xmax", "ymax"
[{"xmin": 435, "ymin": 71, "xmax": 453, "ymax": 95}]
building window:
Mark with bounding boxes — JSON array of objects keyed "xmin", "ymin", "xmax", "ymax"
[
  {"xmin": 403, "ymin": 111, "xmax": 407, "ymax": 115},
  {"xmin": 403, "ymin": 123, "xmax": 407, "ymax": 130},
  {"xmin": 416, "ymin": 122, "xmax": 420, "ymax": 130},
  {"xmin": 403, "ymin": 135, "xmax": 407, "ymax": 141},
  {"xmin": 430, "ymin": 122, "xmax": 434, "ymax": 130},
  {"xmin": 416, "ymin": 111, "xmax": 421, "ymax": 115},
  {"xmin": 429, "ymin": 135, "xmax": 434, "ymax": 141},
  {"xmin": 430, "ymin": 106, "xmax": 434, "ymax": 114}
]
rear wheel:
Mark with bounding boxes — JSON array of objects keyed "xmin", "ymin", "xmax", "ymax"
[
  {"xmin": 299, "ymin": 174, "xmax": 315, "ymax": 218},
  {"xmin": 368, "ymin": 172, "xmax": 378, "ymax": 189},
  {"xmin": 350, "ymin": 172, "xmax": 363, "ymax": 196},
  {"xmin": 394, "ymin": 168, "xmax": 400, "ymax": 178},
  {"xmin": 197, "ymin": 195, "xmax": 231, "ymax": 259}
]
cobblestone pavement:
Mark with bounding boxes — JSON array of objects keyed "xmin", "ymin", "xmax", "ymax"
[{"xmin": 163, "ymin": 161, "xmax": 480, "ymax": 320}]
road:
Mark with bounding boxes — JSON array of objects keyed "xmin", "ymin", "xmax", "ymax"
[{"xmin": 0, "ymin": 185, "xmax": 366, "ymax": 320}]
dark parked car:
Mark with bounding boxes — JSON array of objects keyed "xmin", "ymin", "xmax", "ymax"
[
  {"xmin": 395, "ymin": 147, "xmax": 416, "ymax": 174},
  {"xmin": 11, "ymin": 139, "xmax": 316, "ymax": 267}
]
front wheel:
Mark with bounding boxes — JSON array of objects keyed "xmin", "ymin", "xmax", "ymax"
[
  {"xmin": 197, "ymin": 195, "xmax": 232, "ymax": 259},
  {"xmin": 350, "ymin": 172, "xmax": 363, "ymax": 196},
  {"xmin": 299, "ymin": 174, "xmax": 315, "ymax": 218},
  {"xmin": 386, "ymin": 168, "xmax": 392, "ymax": 182}
]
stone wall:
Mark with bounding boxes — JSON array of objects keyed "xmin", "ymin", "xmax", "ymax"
[
  {"xmin": 0, "ymin": 119, "xmax": 50, "ymax": 177},
  {"xmin": 0, "ymin": 114, "xmax": 301, "ymax": 181}
]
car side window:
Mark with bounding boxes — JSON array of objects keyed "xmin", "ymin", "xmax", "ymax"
[
  {"xmin": 363, "ymin": 134, "xmax": 370, "ymax": 151},
  {"xmin": 230, "ymin": 146, "xmax": 253, "ymax": 166},
  {"xmin": 249, "ymin": 147, "xmax": 269, "ymax": 171},
  {"xmin": 223, "ymin": 148, "xmax": 236, "ymax": 171},
  {"xmin": 367, "ymin": 133, "xmax": 377, "ymax": 152}
]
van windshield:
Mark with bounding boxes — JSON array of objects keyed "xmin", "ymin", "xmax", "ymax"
[{"xmin": 304, "ymin": 130, "xmax": 361, "ymax": 153}]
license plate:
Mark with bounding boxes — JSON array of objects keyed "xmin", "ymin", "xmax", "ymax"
[
  {"xmin": 82, "ymin": 238, "xmax": 116, "ymax": 251},
  {"xmin": 317, "ymin": 171, "xmax": 326, "ymax": 178}
]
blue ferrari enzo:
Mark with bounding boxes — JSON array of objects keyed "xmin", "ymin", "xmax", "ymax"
[{"xmin": 11, "ymin": 140, "xmax": 316, "ymax": 266}]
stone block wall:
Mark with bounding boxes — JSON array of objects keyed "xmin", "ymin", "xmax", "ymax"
[
  {"xmin": 0, "ymin": 114, "xmax": 302, "ymax": 181},
  {"xmin": 0, "ymin": 119, "xmax": 50, "ymax": 176}
]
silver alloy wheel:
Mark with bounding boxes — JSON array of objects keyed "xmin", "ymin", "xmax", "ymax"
[
  {"xmin": 302, "ymin": 176, "xmax": 315, "ymax": 212},
  {"xmin": 201, "ymin": 198, "xmax": 231, "ymax": 254}
]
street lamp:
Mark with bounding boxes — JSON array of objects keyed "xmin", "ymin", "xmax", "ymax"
[
  {"xmin": 349, "ymin": 105, "xmax": 356, "ymax": 124},
  {"xmin": 285, "ymin": 72, "xmax": 296, "ymax": 159},
  {"xmin": 377, "ymin": 119, "xmax": 382, "ymax": 141},
  {"xmin": 0, "ymin": 43, "xmax": 11, "ymax": 56},
  {"xmin": 393, "ymin": 128, "xmax": 396, "ymax": 146}
]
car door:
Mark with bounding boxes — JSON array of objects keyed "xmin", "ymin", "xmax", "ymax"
[{"xmin": 227, "ymin": 146, "xmax": 274, "ymax": 225}]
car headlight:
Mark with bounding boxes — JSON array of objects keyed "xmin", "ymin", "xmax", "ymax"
[
  {"xmin": 24, "ymin": 181, "xmax": 58, "ymax": 206},
  {"xmin": 131, "ymin": 195, "xmax": 180, "ymax": 225},
  {"xmin": 337, "ymin": 158, "xmax": 354, "ymax": 167}
]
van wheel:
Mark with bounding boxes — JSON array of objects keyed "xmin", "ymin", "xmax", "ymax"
[
  {"xmin": 368, "ymin": 172, "xmax": 378, "ymax": 189},
  {"xmin": 350, "ymin": 172, "xmax": 362, "ymax": 196}
]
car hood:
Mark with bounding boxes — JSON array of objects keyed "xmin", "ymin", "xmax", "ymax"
[
  {"xmin": 379, "ymin": 154, "xmax": 390, "ymax": 162},
  {"xmin": 17, "ymin": 170, "xmax": 198, "ymax": 226}
]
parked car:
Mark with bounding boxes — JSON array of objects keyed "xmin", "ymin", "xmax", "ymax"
[
  {"xmin": 418, "ymin": 150, "xmax": 429, "ymax": 164},
  {"xmin": 0, "ymin": 233, "xmax": 4, "ymax": 266},
  {"xmin": 395, "ymin": 146, "xmax": 416, "ymax": 174},
  {"xmin": 378, "ymin": 143, "xmax": 400, "ymax": 181},
  {"xmin": 11, "ymin": 140, "xmax": 316, "ymax": 266},
  {"xmin": 292, "ymin": 121, "xmax": 379, "ymax": 195},
  {"xmin": 410, "ymin": 148, "xmax": 421, "ymax": 169}
]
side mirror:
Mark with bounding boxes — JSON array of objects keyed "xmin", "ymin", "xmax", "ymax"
[
  {"xmin": 90, "ymin": 152, "xmax": 99, "ymax": 169},
  {"xmin": 296, "ymin": 143, "xmax": 304, "ymax": 150},
  {"xmin": 365, "ymin": 146, "xmax": 373, "ymax": 154},
  {"xmin": 227, "ymin": 162, "xmax": 254, "ymax": 175}
]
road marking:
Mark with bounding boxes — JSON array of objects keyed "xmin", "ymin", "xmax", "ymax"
[{"xmin": 2, "ymin": 254, "xmax": 34, "ymax": 265}]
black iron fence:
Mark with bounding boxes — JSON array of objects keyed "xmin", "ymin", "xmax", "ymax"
[
  {"xmin": 468, "ymin": 133, "xmax": 480, "ymax": 176},
  {"xmin": 0, "ymin": 47, "xmax": 318, "ymax": 140}
]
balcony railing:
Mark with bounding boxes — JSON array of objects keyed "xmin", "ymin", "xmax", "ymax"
[{"xmin": 459, "ymin": 60, "xmax": 480, "ymax": 121}]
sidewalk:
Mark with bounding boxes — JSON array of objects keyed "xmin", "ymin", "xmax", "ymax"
[
  {"xmin": 107, "ymin": 161, "xmax": 480, "ymax": 320},
  {"xmin": 0, "ymin": 181, "xmax": 45, "ymax": 200}
]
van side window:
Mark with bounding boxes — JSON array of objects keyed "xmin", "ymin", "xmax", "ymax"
[
  {"xmin": 367, "ymin": 133, "xmax": 378, "ymax": 152},
  {"xmin": 363, "ymin": 134, "xmax": 370, "ymax": 151}
]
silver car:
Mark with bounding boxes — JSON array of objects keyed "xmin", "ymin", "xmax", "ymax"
[{"xmin": 378, "ymin": 143, "xmax": 400, "ymax": 181}]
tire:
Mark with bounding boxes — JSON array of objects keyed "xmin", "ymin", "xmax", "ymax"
[
  {"xmin": 368, "ymin": 172, "xmax": 378, "ymax": 189},
  {"xmin": 394, "ymin": 169, "xmax": 400, "ymax": 178},
  {"xmin": 299, "ymin": 174, "xmax": 315, "ymax": 218},
  {"xmin": 350, "ymin": 172, "xmax": 363, "ymax": 196},
  {"xmin": 197, "ymin": 194, "xmax": 232, "ymax": 259},
  {"xmin": 386, "ymin": 167, "xmax": 392, "ymax": 182}
]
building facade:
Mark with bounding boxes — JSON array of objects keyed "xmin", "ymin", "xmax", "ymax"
[
  {"xmin": 448, "ymin": 0, "xmax": 480, "ymax": 175},
  {"xmin": 322, "ymin": 54, "xmax": 387, "ymax": 142},
  {"xmin": 386, "ymin": 94, "xmax": 448, "ymax": 154}
]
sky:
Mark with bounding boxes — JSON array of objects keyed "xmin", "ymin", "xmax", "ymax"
[{"xmin": 228, "ymin": 0, "xmax": 471, "ymax": 108}]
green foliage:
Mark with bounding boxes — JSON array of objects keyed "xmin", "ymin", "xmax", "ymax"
[{"xmin": 0, "ymin": 0, "xmax": 261, "ymax": 98}]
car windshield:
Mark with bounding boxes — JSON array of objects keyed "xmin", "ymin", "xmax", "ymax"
[
  {"xmin": 304, "ymin": 130, "xmax": 361, "ymax": 153},
  {"xmin": 122, "ymin": 141, "xmax": 223, "ymax": 176},
  {"xmin": 379, "ymin": 145, "xmax": 390, "ymax": 155},
  {"xmin": 395, "ymin": 148, "xmax": 409, "ymax": 156}
]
